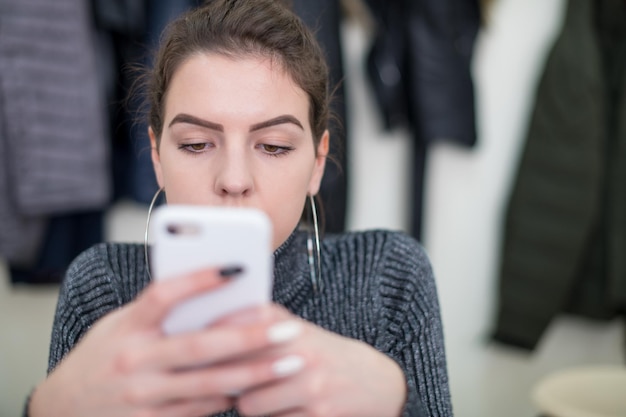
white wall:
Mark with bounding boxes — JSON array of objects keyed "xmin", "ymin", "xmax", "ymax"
[{"xmin": 344, "ymin": 0, "xmax": 624, "ymax": 416}]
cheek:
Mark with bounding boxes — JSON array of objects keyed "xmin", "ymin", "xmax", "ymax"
[
  {"xmin": 266, "ymin": 190, "xmax": 306, "ymax": 250},
  {"xmin": 262, "ymin": 165, "xmax": 313, "ymax": 250},
  {"xmin": 159, "ymin": 154, "xmax": 208, "ymax": 204}
]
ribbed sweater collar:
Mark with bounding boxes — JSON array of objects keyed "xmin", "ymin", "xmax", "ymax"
[{"xmin": 271, "ymin": 229, "xmax": 315, "ymax": 311}]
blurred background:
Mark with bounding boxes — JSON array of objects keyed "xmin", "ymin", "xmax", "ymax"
[{"xmin": 1, "ymin": 0, "xmax": 625, "ymax": 416}]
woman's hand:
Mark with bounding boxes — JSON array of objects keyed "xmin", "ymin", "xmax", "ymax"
[
  {"xmin": 28, "ymin": 269, "xmax": 298, "ymax": 417},
  {"xmin": 29, "ymin": 270, "xmax": 406, "ymax": 417},
  {"xmin": 223, "ymin": 306, "xmax": 408, "ymax": 417}
]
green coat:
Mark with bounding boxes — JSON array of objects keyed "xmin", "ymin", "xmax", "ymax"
[{"xmin": 492, "ymin": 0, "xmax": 626, "ymax": 351}]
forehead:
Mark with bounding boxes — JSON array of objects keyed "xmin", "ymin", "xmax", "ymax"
[{"xmin": 163, "ymin": 52, "xmax": 309, "ymax": 125}]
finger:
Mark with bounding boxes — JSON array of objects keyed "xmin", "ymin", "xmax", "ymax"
[
  {"xmin": 155, "ymin": 353, "xmax": 306, "ymax": 402},
  {"xmin": 117, "ymin": 374, "xmax": 232, "ymax": 411},
  {"xmin": 236, "ymin": 372, "xmax": 309, "ymax": 417},
  {"xmin": 216, "ymin": 303, "xmax": 294, "ymax": 326},
  {"xmin": 130, "ymin": 267, "xmax": 238, "ymax": 328},
  {"xmin": 141, "ymin": 320, "xmax": 304, "ymax": 371},
  {"xmin": 152, "ymin": 396, "xmax": 234, "ymax": 417},
  {"xmin": 272, "ymin": 410, "xmax": 307, "ymax": 417}
]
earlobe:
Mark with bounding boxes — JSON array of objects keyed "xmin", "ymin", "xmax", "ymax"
[
  {"xmin": 149, "ymin": 127, "xmax": 164, "ymax": 188},
  {"xmin": 307, "ymin": 130, "xmax": 330, "ymax": 195}
]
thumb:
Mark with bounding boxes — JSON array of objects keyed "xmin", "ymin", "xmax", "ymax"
[{"xmin": 129, "ymin": 266, "xmax": 241, "ymax": 329}]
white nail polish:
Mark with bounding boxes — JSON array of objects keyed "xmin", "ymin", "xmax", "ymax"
[
  {"xmin": 267, "ymin": 321, "xmax": 301, "ymax": 344},
  {"xmin": 272, "ymin": 355, "xmax": 304, "ymax": 377},
  {"xmin": 225, "ymin": 389, "xmax": 241, "ymax": 397}
]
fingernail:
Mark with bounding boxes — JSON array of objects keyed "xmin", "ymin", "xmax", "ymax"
[
  {"xmin": 267, "ymin": 321, "xmax": 302, "ymax": 344},
  {"xmin": 225, "ymin": 389, "xmax": 241, "ymax": 397},
  {"xmin": 219, "ymin": 265, "xmax": 244, "ymax": 279},
  {"xmin": 272, "ymin": 355, "xmax": 304, "ymax": 377}
]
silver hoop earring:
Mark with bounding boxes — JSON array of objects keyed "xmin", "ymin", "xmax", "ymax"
[
  {"xmin": 307, "ymin": 194, "xmax": 322, "ymax": 292},
  {"xmin": 144, "ymin": 187, "xmax": 165, "ymax": 279}
]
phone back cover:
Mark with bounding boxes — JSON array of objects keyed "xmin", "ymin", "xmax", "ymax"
[{"xmin": 150, "ymin": 205, "xmax": 273, "ymax": 335}]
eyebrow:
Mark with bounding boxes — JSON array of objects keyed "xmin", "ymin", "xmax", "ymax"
[
  {"xmin": 169, "ymin": 114, "xmax": 224, "ymax": 131},
  {"xmin": 249, "ymin": 115, "xmax": 304, "ymax": 132},
  {"xmin": 168, "ymin": 113, "xmax": 304, "ymax": 132}
]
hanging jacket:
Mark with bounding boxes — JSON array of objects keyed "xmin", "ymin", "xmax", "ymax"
[
  {"xmin": 365, "ymin": 0, "xmax": 480, "ymax": 146},
  {"xmin": 492, "ymin": 0, "xmax": 626, "ymax": 351},
  {"xmin": 364, "ymin": 0, "xmax": 481, "ymax": 239},
  {"xmin": 0, "ymin": 0, "xmax": 110, "ymax": 265}
]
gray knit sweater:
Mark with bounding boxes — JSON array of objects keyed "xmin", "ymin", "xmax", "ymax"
[{"xmin": 44, "ymin": 229, "xmax": 452, "ymax": 417}]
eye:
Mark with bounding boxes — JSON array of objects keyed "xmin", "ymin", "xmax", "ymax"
[
  {"xmin": 260, "ymin": 144, "xmax": 293, "ymax": 156},
  {"xmin": 179, "ymin": 143, "xmax": 212, "ymax": 153},
  {"xmin": 263, "ymin": 144, "xmax": 280, "ymax": 153},
  {"xmin": 189, "ymin": 143, "xmax": 206, "ymax": 151}
]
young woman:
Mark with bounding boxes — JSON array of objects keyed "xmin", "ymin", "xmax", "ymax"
[{"xmin": 27, "ymin": 1, "xmax": 452, "ymax": 416}]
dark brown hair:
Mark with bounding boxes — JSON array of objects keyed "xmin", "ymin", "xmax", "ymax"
[{"xmin": 148, "ymin": 0, "xmax": 330, "ymax": 149}]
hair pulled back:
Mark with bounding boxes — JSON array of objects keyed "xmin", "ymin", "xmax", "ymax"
[{"xmin": 148, "ymin": 0, "xmax": 330, "ymax": 147}]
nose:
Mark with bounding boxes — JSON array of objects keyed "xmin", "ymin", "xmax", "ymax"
[{"xmin": 214, "ymin": 150, "xmax": 254, "ymax": 198}]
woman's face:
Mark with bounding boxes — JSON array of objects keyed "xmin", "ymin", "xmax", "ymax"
[{"xmin": 150, "ymin": 53, "xmax": 328, "ymax": 250}]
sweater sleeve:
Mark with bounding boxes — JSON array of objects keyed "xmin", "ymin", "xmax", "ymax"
[
  {"xmin": 23, "ymin": 243, "xmax": 149, "ymax": 416},
  {"xmin": 377, "ymin": 233, "xmax": 453, "ymax": 417},
  {"xmin": 46, "ymin": 243, "xmax": 126, "ymax": 372}
]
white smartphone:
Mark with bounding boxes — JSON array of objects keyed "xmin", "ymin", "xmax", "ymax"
[{"xmin": 149, "ymin": 205, "xmax": 273, "ymax": 335}]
